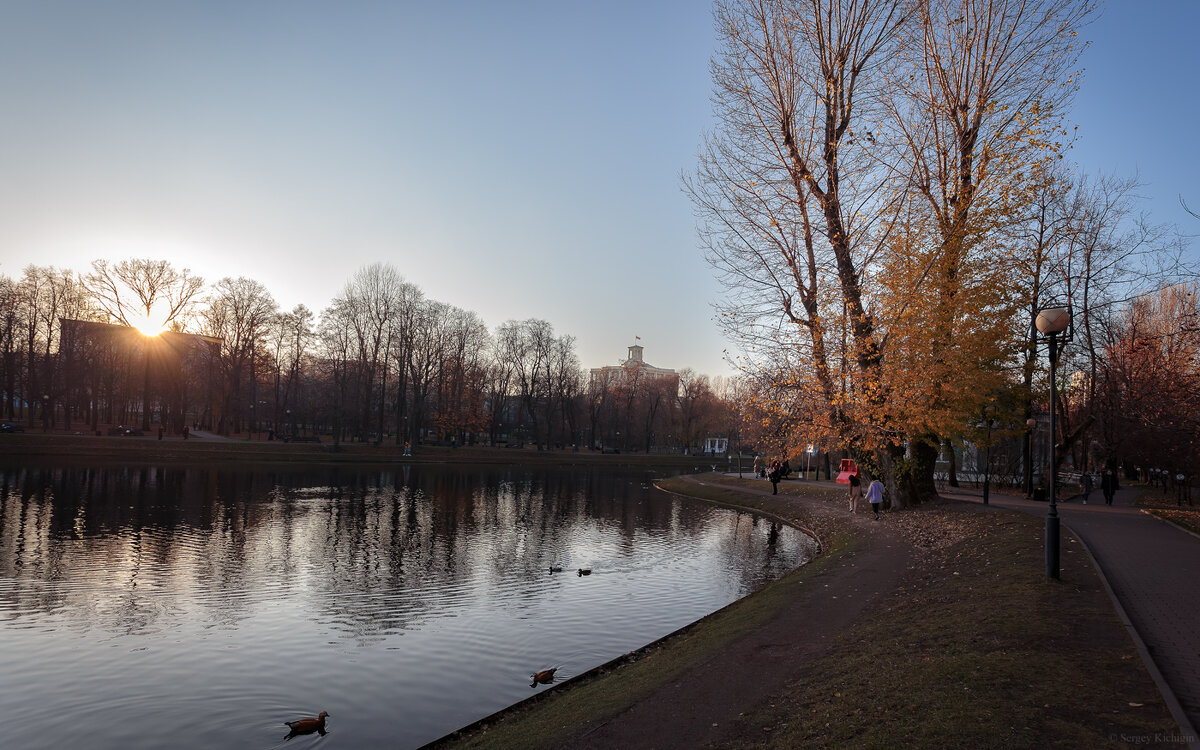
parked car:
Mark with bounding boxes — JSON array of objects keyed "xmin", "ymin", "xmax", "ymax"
[{"xmin": 0, "ymin": 422, "xmax": 25, "ymax": 433}]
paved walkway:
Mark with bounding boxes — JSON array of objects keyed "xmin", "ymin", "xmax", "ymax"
[{"xmin": 944, "ymin": 485, "xmax": 1200, "ymax": 747}]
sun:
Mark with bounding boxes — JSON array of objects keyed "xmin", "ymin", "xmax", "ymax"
[{"xmin": 130, "ymin": 312, "xmax": 167, "ymax": 337}]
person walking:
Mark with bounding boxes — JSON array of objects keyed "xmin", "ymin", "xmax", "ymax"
[
  {"xmin": 848, "ymin": 473, "xmax": 862, "ymax": 514},
  {"xmin": 1080, "ymin": 472, "xmax": 1093, "ymax": 504},
  {"xmin": 753, "ymin": 454, "xmax": 763, "ymax": 479},
  {"xmin": 867, "ymin": 477, "xmax": 885, "ymax": 520},
  {"xmin": 1101, "ymin": 467, "xmax": 1119, "ymax": 506},
  {"xmin": 768, "ymin": 460, "xmax": 781, "ymax": 495}
]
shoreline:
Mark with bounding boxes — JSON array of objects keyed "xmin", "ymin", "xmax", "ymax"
[
  {"xmin": 0, "ymin": 432, "xmax": 722, "ymax": 470},
  {"xmin": 431, "ymin": 475, "xmax": 1182, "ymax": 749}
]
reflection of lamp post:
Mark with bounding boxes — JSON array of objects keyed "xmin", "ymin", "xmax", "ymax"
[
  {"xmin": 42, "ymin": 394, "xmax": 50, "ymax": 432},
  {"xmin": 1036, "ymin": 305, "xmax": 1071, "ymax": 580}
]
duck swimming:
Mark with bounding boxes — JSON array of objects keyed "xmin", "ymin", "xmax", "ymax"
[
  {"xmin": 577, "ymin": 568, "xmax": 591, "ymax": 576},
  {"xmin": 284, "ymin": 711, "xmax": 329, "ymax": 738},
  {"xmin": 530, "ymin": 668, "xmax": 558, "ymax": 687},
  {"xmin": 548, "ymin": 566, "xmax": 562, "ymax": 573}
]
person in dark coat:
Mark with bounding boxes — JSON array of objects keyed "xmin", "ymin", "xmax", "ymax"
[
  {"xmin": 1100, "ymin": 468, "xmax": 1119, "ymax": 506},
  {"xmin": 768, "ymin": 460, "xmax": 781, "ymax": 495}
]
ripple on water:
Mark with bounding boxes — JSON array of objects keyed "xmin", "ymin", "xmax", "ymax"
[{"xmin": 0, "ymin": 465, "xmax": 814, "ymax": 749}]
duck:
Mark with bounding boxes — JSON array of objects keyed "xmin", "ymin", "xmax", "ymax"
[
  {"xmin": 284, "ymin": 711, "xmax": 329, "ymax": 737},
  {"xmin": 548, "ymin": 566, "xmax": 563, "ymax": 573},
  {"xmin": 577, "ymin": 568, "xmax": 592, "ymax": 576},
  {"xmin": 530, "ymin": 667, "xmax": 558, "ymax": 687}
]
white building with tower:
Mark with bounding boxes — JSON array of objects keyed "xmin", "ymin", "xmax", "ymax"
[{"xmin": 589, "ymin": 343, "xmax": 676, "ymax": 386}]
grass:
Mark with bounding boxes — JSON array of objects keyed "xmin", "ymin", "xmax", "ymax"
[
  {"xmin": 434, "ymin": 475, "xmax": 1182, "ymax": 749},
  {"xmin": 1135, "ymin": 484, "xmax": 1200, "ymax": 536},
  {"xmin": 708, "ymin": 510, "xmax": 1177, "ymax": 748}
]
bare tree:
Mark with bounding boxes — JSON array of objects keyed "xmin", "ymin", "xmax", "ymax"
[
  {"xmin": 267, "ymin": 305, "xmax": 315, "ymax": 434},
  {"xmin": 494, "ymin": 319, "xmax": 554, "ymax": 449},
  {"xmin": 693, "ymin": 0, "xmax": 907, "ymax": 495},
  {"xmin": 84, "ymin": 259, "xmax": 204, "ymax": 429},
  {"xmin": 0, "ymin": 275, "xmax": 18, "ymax": 419},
  {"xmin": 336, "ymin": 264, "xmax": 411, "ymax": 442},
  {"xmin": 200, "ymin": 277, "xmax": 278, "ymax": 435},
  {"xmin": 85, "ymin": 259, "xmax": 203, "ymax": 332}
]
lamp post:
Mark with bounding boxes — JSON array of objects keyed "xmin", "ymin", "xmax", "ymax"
[
  {"xmin": 1024, "ymin": 417, "xmax": 1038, "ymax": 496},
  {"xmin": 42, "ymin": 394, "xmax": 50, "ymax": 432},
  {"xmin": 980, "ymin": 415, "xmax": 995, "ymax": 505},
  {"xmin": 1036, "ymin": 306, "xmax": 1071, "ymax": 580}
]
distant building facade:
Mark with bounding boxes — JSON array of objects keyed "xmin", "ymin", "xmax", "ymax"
[
  {"xmin": 589, "ymin": 344, "xmax": 677, "ymax": 387},
  {"xmin": 588, "ymin": 343, "xmax": 680, "ymax": 453},
  {"xmin": 58, "ymin": 318, "xmax": 222, "ymax": 433}
]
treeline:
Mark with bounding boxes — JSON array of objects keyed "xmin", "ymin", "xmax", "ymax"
[{"xmin": 0, "ymin": 261, "xmax": 740, "ymax": 451}]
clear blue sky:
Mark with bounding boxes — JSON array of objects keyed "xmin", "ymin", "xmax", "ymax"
[{"xmin": 0, "ymin": 1, "xmax": 1195, "ymax": 378}]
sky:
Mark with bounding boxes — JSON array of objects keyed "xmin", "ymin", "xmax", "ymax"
[{"xmin": 0, "ymin": 1, "xmax": 1196, "ymax": 378}]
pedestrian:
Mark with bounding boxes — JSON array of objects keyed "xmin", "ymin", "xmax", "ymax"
[
  {"xmin": 848, "ymin": 472, "xmax": 862, "ymax": 514},
  {"xmin": 1080, "ymin": 472, "xmax": 1093, "ymax": 504},
  {"xmin": 753, "ymin": 454, "xmax": 763, "ymax": 478},
  {"xmin": 182, "ymin": 425, "xmax": 189, "ymax": 440},
  {"xmin": 768, "ymin": 460, "xmax": 781, "ymax": 495},
  {"xmin": 867, "ymin": 477, "xmax": 885, "ymax": 520},
  {"xmin": 403, "ymin": 441, "xmax": 412, "ymax": 457},
  {"xmin": 1101, "ymin": 467, "xmax": 1118, "ymax": 506}
]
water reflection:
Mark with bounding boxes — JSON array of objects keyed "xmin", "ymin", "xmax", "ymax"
[{"xmin": 0, "ymin": 464, "xmax": 815, "ymax": 749}]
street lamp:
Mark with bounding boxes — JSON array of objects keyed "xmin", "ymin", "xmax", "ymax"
[
  {"xmin": 42, "ymin": 394, "xmax": 50, "ymax": 432},
  {"xmin": 1024, "ymin": 417, "xmax": 1038, "ymax": 497},
  {"xmin": 978, "ymin": 413, "xmax": 995, "ymax": 505},
  {"xmin": 1035, "ymin": 305, "xmax": 1071, "ymax": 580}
]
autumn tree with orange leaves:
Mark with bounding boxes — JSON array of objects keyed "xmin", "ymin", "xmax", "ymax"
[
  {"xmin": 692, "ymin": 0, "xmax": 1095, "ymax": 505},
  {"xmin": 1093, "ymin": 284, "xmax": 1199, "ymax": 477}
]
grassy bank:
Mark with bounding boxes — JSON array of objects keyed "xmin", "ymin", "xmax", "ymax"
[
  {"xmin": 709, "ymin": 514, "xmax": 1176, "ymax": 747},
  {"xmin": 1136, "ymin": 485, "xmax": 1200, "ymax": 536},
  {"xmin": 437, "ymin": 476, "xmax": 1180, "ymax": 749}
]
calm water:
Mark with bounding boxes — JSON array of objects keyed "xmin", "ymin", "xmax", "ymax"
[{"xmin": 0, "ymin": 463, "xmax": 815, "ymax": 749}]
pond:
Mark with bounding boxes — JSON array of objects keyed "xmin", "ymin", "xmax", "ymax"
[{"xmin": 0, "ymin": 463, "xmax": 816, "ymax": 749}]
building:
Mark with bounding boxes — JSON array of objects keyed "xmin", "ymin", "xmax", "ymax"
[
  {"xmin": 589, "ymin": 343, "xmax": 677, "ymax": 387},
  {"xmin": 588, "ymin": 343, "xmax": 680, "ymax": 453},
  {"xmin": 57, "ymin": 318, "xmax": 222, "ymax": 432}
]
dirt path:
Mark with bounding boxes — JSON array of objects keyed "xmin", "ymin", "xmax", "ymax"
[{"xmin": 560, "ymin": 475, "xmax": 916, "ymax": 749}]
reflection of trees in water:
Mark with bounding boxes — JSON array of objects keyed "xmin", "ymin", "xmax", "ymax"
[{"xmin": 0, "ymin": 465, "xmax": 814, "ymax": 643}]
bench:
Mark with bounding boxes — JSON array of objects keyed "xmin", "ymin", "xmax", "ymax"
[{"xmin": 283, "ymin": 435, "xmax": 321, "ymax": 443}]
